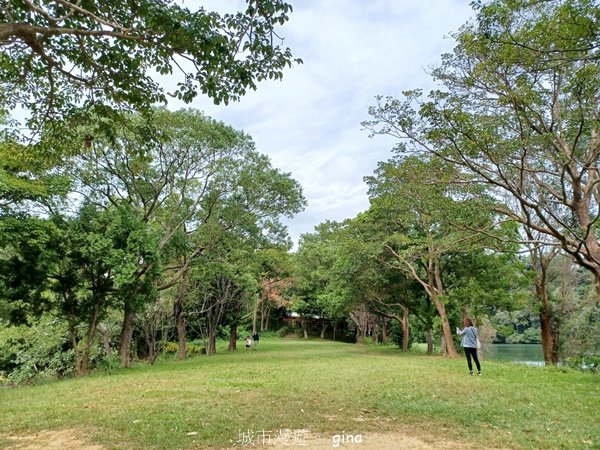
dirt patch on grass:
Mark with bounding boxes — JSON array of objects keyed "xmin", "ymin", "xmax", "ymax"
[
  {"xmin": 2, "ymin": 428, "xmax": 500, "ymax": 449},
  {"xmin": 240, "ymin": 429, "xmax": 501, "ymax": 449},
  {"xmin": 2, "ymin": 428, "xmax": 104, "ymax": 450},
  {"xmin": 294, "ymin": 431, "xmax": 495, "ymax": 449}
]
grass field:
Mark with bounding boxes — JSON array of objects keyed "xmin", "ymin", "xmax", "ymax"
[{"xmin": 1, "ymin": 338, "xmax": 599, "ymax": 449}]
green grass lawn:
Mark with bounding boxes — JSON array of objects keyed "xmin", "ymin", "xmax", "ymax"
[{"xmin": 1, "ymin": 339, "xmax": 598, "ymax": 449}]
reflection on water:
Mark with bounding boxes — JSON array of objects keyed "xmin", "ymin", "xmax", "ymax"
[{"xmin": 484, "ymin": 343, "xmax": 545, "ymax": 366}]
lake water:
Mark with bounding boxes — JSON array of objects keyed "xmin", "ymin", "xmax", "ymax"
[{"xmin": 484, "ymin": 343, "xmax": 545, "ymax": 366}]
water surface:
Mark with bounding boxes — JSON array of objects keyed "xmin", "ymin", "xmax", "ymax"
[{"xmin": 484, "ymin": 343, "xmax": 544, "ymax": 366}]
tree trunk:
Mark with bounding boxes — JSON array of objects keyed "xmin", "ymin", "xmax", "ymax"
[
  {"xmin": 594, "ymin": 271, "xmax": 600, "ymax": 297},
  {"xmin": 382, "ymin": 319, "xmax": 389, "ymax": 343},
  {"xmin": 252, "ymin": 297, "xmax": 260, "ymax": 336},
  {"xmin": 355, "ymin": 325, "xmax": 365, "ymax": 344},
  {"xmin": 97, "ymin": 323, "xmax": 112, "ymax": 357},
  {"xmin": 349, "ymin": 309, "xmax": 366, "ymax": 344},
  {"xmin": 333, "ymin": 323, "xmax": 337, "ymax": 341},
  {"xmin": 82, "ymin": 303, "xmax": 101, "ymax": 374},
  {"xmin": 147, "ymin": 331, "xmax": 156, "ymax": 365},
  {"xmin": 531, "ymin": 242, "xmax": 560, "ymax": 366},
  {"xmin": 320, "ymin": 321, "xmax": 327, "ymax": 339},
  {"xmin": 301, "ymin": 318, "xmax": 309, "ymax": 339},
  {"xmin": 540, "ymin": 307, "xmax": 554, "ymax": 365},
  {"xmin": 551, "ymin": 323, "xmax": 560, "ymax": 365},
  {"xmin": 174, "ymin": 280, "xmax": 187, "ymax": 360},
  {"xmin": 176, "ymin": 313, "xmax": 186, "ymax": 360},
  {"xmin": 202, "ymin": 281, "xmax": 229, "ymax": 357},
  {"xmin": 261, "ymin": 302, "xmax": 271, "ymax": 331},
  {"xmin": 228, "ymin": 324, "xmax": 238, "ymax": 351},
  {"xmin": 420, "ymin": 255, "xmax": 458, "ymax": 357},
  {"xmin": 402, "ymin": 306, "xmax": 410, "ymax": 352},
  {"xmin": 69, "ymin": 320, "xmax": 83, "ymax": 376},
  {"xmin": 372, "ymin": 319, "xmax": 379, "ymax": 344},
  {"xmin": 431, "ymin": 294, "xmax": 459, "ymax": 357},
  {"xmin": 426, "ymin": 328, "xmax": 434, "ymax": 354},
  {"xmin": 206, "ymin": 332, "xmax": 217, "ymax": 356},
  {"xmin": 118, "ymin": 304, "xmax": 136, "ymax": 367}
]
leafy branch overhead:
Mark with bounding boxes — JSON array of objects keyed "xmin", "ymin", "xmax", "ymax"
[{"xmin": 0, "ymin": 0, "xmax": 302, "ymax": 127}]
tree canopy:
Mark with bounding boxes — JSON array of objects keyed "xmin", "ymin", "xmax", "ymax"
[
  {"xmin": 1, "ymin": 0, "xmax": 301, "ymax": 130},
  {"xmin": 364, "ymin": 0, "xmax": 600, "ymax": 294}
]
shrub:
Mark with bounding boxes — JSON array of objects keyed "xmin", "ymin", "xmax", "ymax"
[
  {"xmin": 95, "ymin": 354, "xmax": 121, "ymax": 373},
  {"xmin": 564, "ymin": 354, "xmax": 600, "ymax": 373},
  {"xmin": 276, "ymin": 325, "xmax": 295, "ymax": 337},
  {"xmin": 162, "ymin": 341, "xmax": 205, "ymax": 355},
  {"xmin": 0, "ymin": 315, "xmax": 75, "ymax": 384},
  {"xmin": 162, "ymin": 342, "xmax": 179, "ymax": 354}
]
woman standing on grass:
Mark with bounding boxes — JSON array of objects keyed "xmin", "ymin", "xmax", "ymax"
[{"xmin": 456, "ymin": 317, "xmax": 481, "ymax": 376}]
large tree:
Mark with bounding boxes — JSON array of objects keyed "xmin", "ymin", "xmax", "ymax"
[
  {"xmin": 1, "ymin": 0, "xmax": 300, "ymax": 130},
  {"xmin": 364, "ymin": 0, "xmax": 600, "ymax": 295},
  {"xmin": 365, "ymin": 154, "xmax": 503, "ymax": 356}
]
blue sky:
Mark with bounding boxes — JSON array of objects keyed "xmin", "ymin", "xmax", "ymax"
[{"xmin": 174, "ymin": 1, "xmax": 476, "ymax": 246}]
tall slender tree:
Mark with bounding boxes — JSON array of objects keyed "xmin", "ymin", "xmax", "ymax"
[{"xmin": 364, "ymin": 0, "xmax": 600, "ymax": 295}]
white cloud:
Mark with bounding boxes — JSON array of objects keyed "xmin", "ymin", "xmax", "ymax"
[{"xmin": 174, "ymin": 0, "xmax": 475, "ymax": 246}]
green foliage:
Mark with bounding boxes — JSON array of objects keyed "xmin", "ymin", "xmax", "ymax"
[
  {"xmin": 275, "ymin": 325, "xmax": 295, "ymax": 337},
  {"xmin": 389, "ymin": 320, "xmax": 414, "ymax": 349},
  {"xmin": 0, "ymin": 106, "xmax": 305, "ymax": 374},
  {"xmin": 443, "ymin": 251, "xmax": 530, "ymax": 314},
  {"xmin": 0, "ymin": 140, "xmax": 71, "ymax": 211},
  {"xmin": 292, "ymin": 221, "xmax": 358, "ymax": 321},
  {"xmin": 1, "ymin": 0, "xmax": 301, "ymax": 130},
  {"xmin": 564, "ymin": 354, "xmax": 600, "ymax": 373},
  {"xmin": 0, "ymin": 316, "xmax": 75, "ymax": 384},
  {"xmin": 506, "ymin": 327, "xmax": 542, "ymax": 344},
  {"xmin": 364, "ymin": 0, "xmax": 600, "ymax": 293},
  {"xmin": 491, "ymin": 309, "xmax": 541, "ymax": 344},
  {"xmin": 92, "ymin": 354, "xmax": 120, "ymax": 374},
  {"xmin": 162, "ymin": 342, "xmax": 203, "ymax": 355}
]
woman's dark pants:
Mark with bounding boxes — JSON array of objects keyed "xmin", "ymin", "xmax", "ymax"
[{"xmin": 464, "ymin": 347, "xmax": 481, "ymax": 372}]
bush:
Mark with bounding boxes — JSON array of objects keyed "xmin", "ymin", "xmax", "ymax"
[
  {"xmin": 162, "ymin": 341, "xmax": 205, "ymax": 355},
  {"xmin": 95, "ymin": 354, "xmax": 121, "ymax": 373},
  {"xmin": 162, "ymin": 341, "xmax": 179, "ymax": 354},
  {"xmin": 564, "ymin": 354, "xmax": 600, "ymax": 373},
  {"xmin": 0, "ymin": 315, "xmax": 75, "ymax": 384},
  {"xmin": 276, "ymin": 325, "xmax": 295, "ymax": 338}
]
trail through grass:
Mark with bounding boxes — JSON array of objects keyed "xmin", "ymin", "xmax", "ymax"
[{"xmin": 1, "ymin": 339, "xmax": 598, "ymax": 449}]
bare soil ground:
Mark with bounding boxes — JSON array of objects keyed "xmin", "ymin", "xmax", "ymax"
[
  {"xmin": 2, "ymin": 428, "xmax": 504, "ymax": 449},
  {"xmin": 2, "ymin": 429, "xmax": 104, "ymax": 450}
]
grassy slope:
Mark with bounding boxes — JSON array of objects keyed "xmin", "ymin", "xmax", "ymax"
[{"xmin": 1, "ymin": 339, "xmax": 598, "ymax": 449}]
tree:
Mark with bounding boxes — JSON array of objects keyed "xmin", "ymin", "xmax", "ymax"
[
  {"xmin": 0, "ymin": 138, "xmax": 70, "ymax": 212},
  {"xmin": 0, "ymin": 201, "xmax": 161, "ymax": 374},
  {"xmin": 254, "ymin": 247, "xmax": 294, "ymax": 333},
  {"xmin": 365, "ymin": 154, "xmax": 504, "ymax": 356},
  {"xmin": 292, "ymin": 222, "xmax": 357, "ymax": 340},
  {"xmin": 364, "ymin": 0, "xmax": 600, "ymax": 295},
  {"xmin": 68, "ymin": 108, "xmax": 304, "ymax": 365},
  {"xmin": 1, "ymin": 0, "xmax": 301, "ymax": 131},
  {"xmin": 0, "ymin": 216, "xmax": 62, "ymax": 325},
  {"xmin": 327, "ymin": 216, "xmax": 411, "ymax": 346},
  {"xmin": 524, "ymin": 230, "xmax": 561, "ymax": 365},
  {"xmin": 189, "ymin": 260, "xmax": 254, "ymax": 356}
]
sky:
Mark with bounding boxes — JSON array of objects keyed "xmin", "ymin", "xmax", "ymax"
[{"xmin": 172, "ymin": 0, "xmax": 476, "ymax": 247}]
